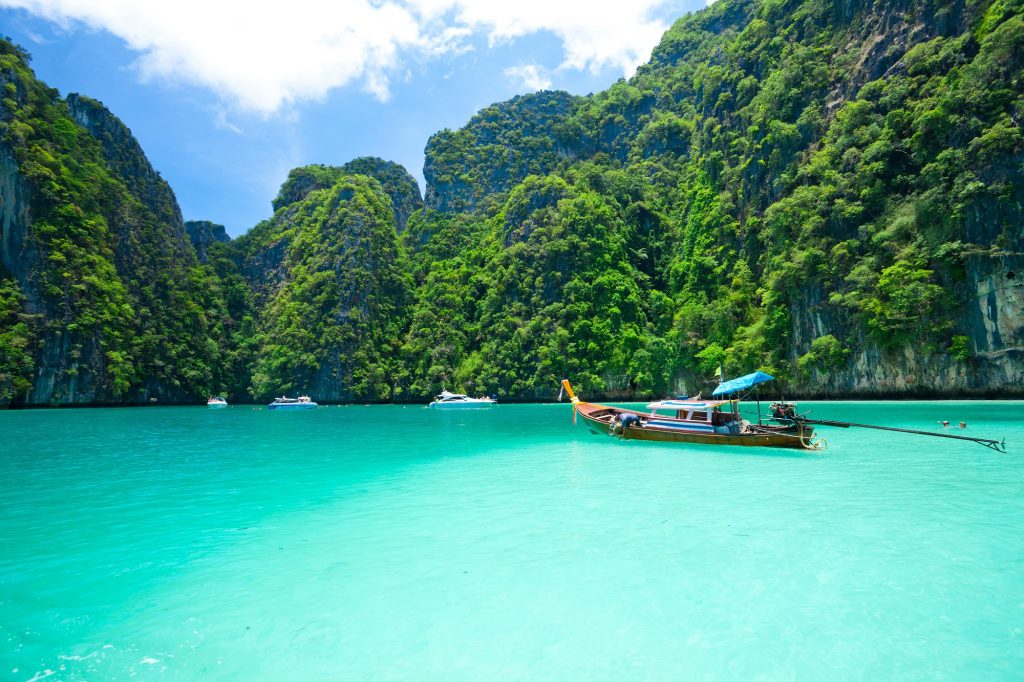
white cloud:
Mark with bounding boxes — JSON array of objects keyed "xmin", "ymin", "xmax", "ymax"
[
  {"xmin": 442, "ymin": 0, "xmax": 674, "ymax": 76},
  {"xmin": 504, "ymin": 64, "xmax": 552, "ymax": 92},
  {"xmin": 213, "ymin": 109, "xmax": 243, "ymax": 134},
  {"xmin": 1, "ymin": 0, "xmax": 694, "ymax": 114}
]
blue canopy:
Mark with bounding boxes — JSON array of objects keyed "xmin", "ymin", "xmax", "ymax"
[{"xmin": 712, "ymin": 371, "xmax": 775, "ymax": 396}]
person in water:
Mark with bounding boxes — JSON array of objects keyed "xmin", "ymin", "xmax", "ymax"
[
  {"xmin": 959, "ymin": 421, "xmax": 967, "ymax": 429},
  {"xmin": 939, "ymin": 420, "xmax": 950, "ymax": 428}
]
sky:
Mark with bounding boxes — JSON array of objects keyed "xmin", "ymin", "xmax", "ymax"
[{"xmin": 0, "ymin": 0, "xmax": 712, "ymax": 236}]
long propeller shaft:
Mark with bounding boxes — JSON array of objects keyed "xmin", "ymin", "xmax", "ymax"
[{"xmin": 799, "ymin": 418, "xmax": 1006, "ymax": 453}]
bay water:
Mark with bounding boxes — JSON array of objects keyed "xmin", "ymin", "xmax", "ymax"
[{"xmin": 1, "ymin": 401, "xmax": 1022, "ymax": 680}]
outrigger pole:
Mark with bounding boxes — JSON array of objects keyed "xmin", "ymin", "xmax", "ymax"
[{"xmin": 796, "ymin": 417, "xmax": 1007, "ymax": 453}]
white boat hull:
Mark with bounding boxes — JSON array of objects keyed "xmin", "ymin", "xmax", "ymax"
[{"xmin": 428, "ymin": 401, "xmax": 496, "ymax": 408}]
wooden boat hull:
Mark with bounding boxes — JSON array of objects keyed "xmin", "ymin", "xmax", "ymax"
[{"xmin": 575, "ymin": 402, "xmax": 815, "ymax": 450}]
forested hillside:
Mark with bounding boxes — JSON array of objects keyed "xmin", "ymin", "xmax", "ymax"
[
  {"xmin": 1, "ymin": 0, "xmax": 1022, "ymax": 405},
  {"xmin": 0, "ymin": 41, "xmax": 231, "ymax": 405},
  {"xmin": 403, "ymin": 0, "xmax": 1024, "ymax": 399},
  {"xmin": 236, "ymin": 166, "xmax": 415, "ymax": 401}
]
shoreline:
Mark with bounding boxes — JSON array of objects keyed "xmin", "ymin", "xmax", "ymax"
[{"xmin": 3, "ymin": 395, "xmax": 1024, "ymax": 410}]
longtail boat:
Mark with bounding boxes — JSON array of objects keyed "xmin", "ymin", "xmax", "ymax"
[
  {"xmin": 560, "ymin": 374, "xmax": 1007, "ymax": 453},
  {"xmin": 560, "ymin": 374, "xmax": 824, "ymax": 450}
]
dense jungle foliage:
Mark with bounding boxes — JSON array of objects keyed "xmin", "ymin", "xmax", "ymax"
[
  {"xmin": 1, "ymin": 0, "xmax": 1021, "ymax": 404},
  {"xmin": 402, "ymin": 0, "xmax": 1024, "ymax": 399},
  {"xmin": 0, "ymin": 40, "xmax": 230, "ymax": 402},
  {"xmin": 240, "ymin": 174, "xmax": 413, "ymax": 401}
]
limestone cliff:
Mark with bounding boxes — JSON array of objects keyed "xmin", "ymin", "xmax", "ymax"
[
  {"xmin": 0, "ymin": 41, "xmax": 229, "ymax": 404},
  {"xmin": 423, "ymin": 91, "xmax": 581, "ymax": 214},
  {"xmin": 414, "ymin": 0, "xmax": 1024, "ymax": 400},
  {"xmin": 244, "ymin": 174, "xmax": 412, "ymax": 402},
  {"xmin": 185, "ymin": 220, "xmax": 230, "ymax": 263},
  {"xmin": 3, "ymin": 0, "xmax": 1023, "ymax": 405},
  {"xmin": 271, "ymin": 158, "xmax": 422, "ymax": 230}
]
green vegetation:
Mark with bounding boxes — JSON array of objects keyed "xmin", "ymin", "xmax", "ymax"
[
  {"xmin": 0, "ymin": 40, "xmax": 229, "ymax": 402},
  {"xmin": 2, "ymin": 0, "xmax": 1022, "ymax": 404},
  {"xmin": 0, "ymin": 275, "xmax": 36, "ymax": 401},
  {"xmin": 424, "ymin": 91, "xmax": 580, "ymax": 213},
  {"xmin": 246, "ymin": 175, "xmax": 413, "ymax": 401},
  {"xmin": 401, "ymin": 0, "xmax": 1023, "ymax": 398}
]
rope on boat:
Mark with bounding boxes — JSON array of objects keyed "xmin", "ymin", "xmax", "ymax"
[{"xmin": 798, "ymin": 423, "xmax": 827, "ymax": 451}]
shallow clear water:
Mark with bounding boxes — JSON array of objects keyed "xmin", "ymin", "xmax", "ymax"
[{"xmin": 1, "ymin": 401, "xmax": 1022, "ymax": 680}]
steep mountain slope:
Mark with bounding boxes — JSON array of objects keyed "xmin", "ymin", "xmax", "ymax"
[
  {"xmin": 271, "ymin": 158, "xmax": 423, "ymax": 231},
  {"xmin": 185, "ymin": 219, "xmax": 230, "ymax": 263},
  {"xmin": 0, "ymin": 41, "xmax": 231, "ymax": 405},
  {"xmin": 236, "ymin": 170, "xmax": 414, "ymax": 401},
  {"xmin": 1, "ymin": 0, "xmax": 1021, "ymax": 405},
  {"xmin": 408, "ymin": 0, "xmax": 1024, "ymax": 398},
  {"xmin": 424, "ymin": 91, "xmax": 581, "ymax": 214}
]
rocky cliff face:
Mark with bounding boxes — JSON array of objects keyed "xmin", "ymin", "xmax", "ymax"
[
  {"xmin": 0, "ymin": 139, "xmax": 40, "ymax": 406},
  {"xmin": 66, "ymin": 94, "xmax": 186, "ymax": 237},
  {"xmin": 271, "ymin": 158, "xmax": 422, "ymax": 230},
  {"xmin": 0, "ymin": 142, "xmax": 35, "ymax": 288},
  {"xmin": 423, "ymin": 91, "xmax": 580, "ymax": 213},
  {"xmin": 185, "ymin": 220, "xmax": 230, "ymax": 263},
  {"xmin": 243, "ymin": 159, "xmax": 421, "ymax": 311},
  {"xmin": 339, "ymin": 157, "xmax": 422, "ymax": 231},
  {"xmin": 412, "ymin": 0, "xmax": 1024, "ymax": 400},
  {"xmin": 3, "ymin": 0, "xmax": 1022, "ymax": 406},
  {"xmin": 788, "ymin": 264, "xmax": 1024, "ymax": 398},
  {"xmin": 0, "ymin": 51, "xmax": 111, "ymax": 405},
  {"xmin": 245, "ymin": 174, "xmax": 412, "ymax": 402},
  {"xmin": 0, "ymin": 41, "xmax": 229, "ymax": 405}
]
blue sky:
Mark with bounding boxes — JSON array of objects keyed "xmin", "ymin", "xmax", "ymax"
[{"xmin": 0, "ymin": 0, "xmax": 709, "ymax": 236}]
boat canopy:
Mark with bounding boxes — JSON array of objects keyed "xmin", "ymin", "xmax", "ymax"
[
  {"xmin": 436, "ymin": 390, "xmax": 468, "ymax": 400},
  {"xmin": 712, "ymin": 371, "xmax": 775, "ymax": 396}
]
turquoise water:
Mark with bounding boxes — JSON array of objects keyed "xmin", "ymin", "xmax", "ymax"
[{"xmin": 1, "ymin": 401, "xmax": 1022, "ymax": 680}]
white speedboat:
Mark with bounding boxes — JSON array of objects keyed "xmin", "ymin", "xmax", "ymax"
[
  {"xmin": 428, "ymin": 390, "xmax": 497, "ymax": 408},
  {"xmin": 207, "ymin": 396, "xmax": 228, "ymax": 408},
  {"xmin": 268, "ymin": 395, "xmax": 318, "ymax": 410}
]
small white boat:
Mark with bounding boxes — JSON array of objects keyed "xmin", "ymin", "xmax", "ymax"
[
  {"xmin": 428, "ymin": 390, "xmax": 497, "ymax": 408},
  {"xmin": 268, "ymin": 395, "xmax": 318, "ymax": 410},
  {"xmin": 207, "ymin": 396, "xmax": 228, "ymax": 408}
]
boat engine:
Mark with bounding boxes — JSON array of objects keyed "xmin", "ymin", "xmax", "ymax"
[{"xmin": 770, "ymin": 402, "xmax": 797, "ymax": 421}]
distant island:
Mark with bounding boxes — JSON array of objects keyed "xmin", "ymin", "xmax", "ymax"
[{"xmin": 1, "ymin": 0, "xmax": 1022, "ymax": 407}]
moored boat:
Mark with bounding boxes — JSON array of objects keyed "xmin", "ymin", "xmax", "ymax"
[
  {"xmin": 207, "ymin": 396, "xmax": 228, "ymax": 408},
  {"xmin": 428, "ymin": 390, "xmax": 497, "ymax": 408},
  {"xmin": 268, "ymin": 395, "xmax": 318, "ymax": 410},
  {"xmin": 561, "ymin": 374, "xmax": 823, "ymax": 450}
]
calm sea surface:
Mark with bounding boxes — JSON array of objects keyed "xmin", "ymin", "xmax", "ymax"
[{"xmin": 1, "ymin": 401, "xmax": 1022, "ymax": 680}]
